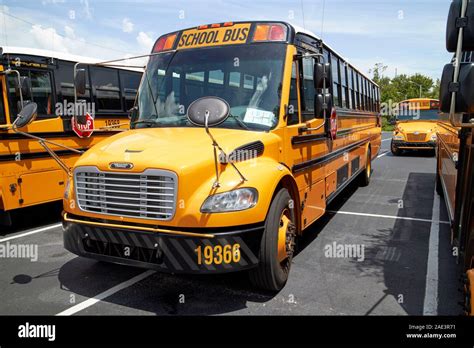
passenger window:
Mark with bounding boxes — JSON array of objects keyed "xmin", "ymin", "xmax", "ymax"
[
  {"xmin": 331, "ymin": 55, "xmax": 341, "ymax": 107},
  {"xmin": 209, "ymin": 70, "xmax": 224, "ymax": 85},
  {"xmin": 287, "ymin": 61, "xmax": 299, "ymax": 125},
  {"xmin": 229, "ymin": 72, "xmax": 241, "ymax": 87},
  {"xmin": 244, "ymin": 74, "xmax": 254, "ymax": 89},
  {"xmin": 301, "ymin": 56, "xmax": 316, "ymax": 121},
  {"xmin": 120, "ymin": 71, "xmax": 141, "ymax": 111},
  {"xmin": 55, "ymin": 62, "xmax": 91, "ymax": 110},
  {"xmin": 7, "ymin": 69, "xmax": 54, "ymax": 118},
  {"xmin": 90, "ymin": 67, "xmax": 121, "ymax": 112}
]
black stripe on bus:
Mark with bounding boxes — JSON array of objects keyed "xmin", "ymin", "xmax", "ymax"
[
  {"xmin": 0, "ymin": 148, "xmax": 88, "ymax": 162},
  {"xmin": 292, "ymin": 138, "xmax": 370, "ymax": 174},
  {"xmin": 292, "ymin": 133, "xmax": 327, "ymax": 145},
  {"xmin": 0, "ymin": 131, "xmax": 115, "ymax": 140},
  {"xmin": 337, "ymin": 124, "xmax": 375, "ymax": 137}
]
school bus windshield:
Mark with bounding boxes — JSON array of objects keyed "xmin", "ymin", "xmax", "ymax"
[
  {"xmin": 397, "ymin": 108, "xmax": 439, "ymax": 121},
  {"xmin": 136, "ymin": 43, "xmax": 286, "ymax": 131}
]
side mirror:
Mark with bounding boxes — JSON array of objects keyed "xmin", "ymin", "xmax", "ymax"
[
  {"xmin": 440, "ymin": 62, "xmax": 474, "ymax": 113},
  {"xmin": 315, "ymin": 93, "xmax": 333, "ymax": 119},
  {"xmin": 446, "ymin": 0, "xmax": 474, "ymax": 52},
  {"xmin": 128, "ymin": 106, "xmax": 139, "ymax": 122},
  {"xmin": 314, "ymin": 62, "xmax": 331, "ymax": 89},
  {"xmin": 390, "ymin": 118, "xmax": 398, "ymax": 126},
  {"xmin": 13, "ymin": 102, "xmax": 37, "ymax": 128},
  {"xmin": 187, "ymin": 97, "xmax": 230, "ymax": 128},
  {"xmin": 74, "ymin": 68, "xmax": 87, "ymax": 95}
]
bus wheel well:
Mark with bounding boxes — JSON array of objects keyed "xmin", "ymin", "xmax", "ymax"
[{"xmin": 274, "ymin": 175, "xmax": 302, "ymax": 235}]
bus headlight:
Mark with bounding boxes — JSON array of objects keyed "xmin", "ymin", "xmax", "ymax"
[
  {"xmin": 430, "ymin": 134, "xmax": 437, "ymax": 141},
  {"xmin": 393, "ymin": 135, "xmax": 404, "ymax": 140},
  {"xmin": 64, "ymin": 178, "xmax": 72, "ymax": 200},
  {"xmin": 201, "ymin": 188, "xmax": 258, "ymax": 213}
]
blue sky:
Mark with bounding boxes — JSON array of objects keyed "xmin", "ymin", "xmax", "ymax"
[{"xmin": 0, "ymin": 0, "xmax": 452, "ymax": 79}]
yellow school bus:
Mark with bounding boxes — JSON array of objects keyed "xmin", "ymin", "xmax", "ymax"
[
  {"xmin": 0, "ymin": 47, "xmax": 142, "ymax": 225},
  {"xmin": 42, "ymin": 22, "xmax": 381, "ymax": 291},
  {"xmin": 391, "ymin": 98, "xmax": 440, "ymax": 156},
  {"xmin": 438, "ymin": 0, "xmax": 474, "ymax": 315}
]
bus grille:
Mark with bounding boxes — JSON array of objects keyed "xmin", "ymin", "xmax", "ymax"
[
  {"xmin": 74, "ymin": 167, "xmax": 177, "ymax": 221},
  {"xmin": 406, "ymin": 133, "xmax": 427, "ymax": 142}
]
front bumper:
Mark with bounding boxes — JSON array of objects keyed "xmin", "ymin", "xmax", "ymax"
[
  {"xmin": 391, "ymin": 140, "xmax": 436, "ymax": 149},
  {"xmin": 62, "ymin": 214, "xmax": 263, "ymax": 274}
]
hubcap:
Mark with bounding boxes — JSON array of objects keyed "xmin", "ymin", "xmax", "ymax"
[{"xmin": 277, "ymin": 208, "xmax": 296, "ymax": 263}]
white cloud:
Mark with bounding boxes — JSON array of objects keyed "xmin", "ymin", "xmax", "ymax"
[
  {"xmin": 122, "ymin": 18, "xmax": 134, "ymax": 33},
  {"xmin": 80, "ymin": 0, "xmax": 92, "ymax": 20},
  {"xmin": 41, "ymin": 0, "xmax": 66, "ymax": 5},
  {"xmin": 136, "ymin": 31, "xmax": 154, "ymax": 52}
]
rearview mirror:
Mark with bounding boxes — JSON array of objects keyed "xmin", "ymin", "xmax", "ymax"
[
  {"xmin": 440, "ymin": 62, "xmax": 474, "ymax": 113},
  {"xmin": 187, "ymin": 97, "xmax": 230, "ymax": 128},
  {"xmin": 314, "ymin": 62, "xmax": 331, "ymax": 89},
  {"xmin": 446, "ymin": 0, "xmax": 474, "ymax": 52},
  {"xmin": 315, "ymin": 93, "xmax": 333, "ymax": 119},
  {"xmin": 13, "ymin": 102, "xmax": 37, "ymax": 128},
  {"xmin": 74, "ymin": 68, "xmax": 87, "ymax": 95}
]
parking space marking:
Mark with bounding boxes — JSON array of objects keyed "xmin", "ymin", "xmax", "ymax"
[
  {"xmin": 56, "ymin": 270, "xmax": 156, "ymax": 316},
  {"xmin": 327, "ymin": 210, "xmax": 449, "ymax": 225},
  {"xmin": 423, "ymin": 188, "xmax": 441, "ymax": 315},
  {"xmin": 382, "ymin": 138, "xmax": 391, "ymax": 142},
  {"xmin": 377, "ymin": 151, "xmax": 389, "ymax": 159},
  {"xmin": 0, "ymin": 223, "xmax": 62, "ymax": 243}
]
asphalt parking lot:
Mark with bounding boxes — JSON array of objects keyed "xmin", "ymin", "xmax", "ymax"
[{"xmin": 0, "ymin": 132, "xmax": 463, "ymax": 316}]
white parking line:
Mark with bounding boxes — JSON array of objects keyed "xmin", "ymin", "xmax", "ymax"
[
  {"xmin": 56, "ymin": 270, "xmax": 155, "ymax": 316},
  {"xmin": 423, "ymin": 188, "xmax": 441, "ymax": 315},
  {"xmin": 327, "ymin": 210, "xmax": 449, "ymax": 225},
  {"xmin": 377, "ymin": 151, "xmax": 389, "ymax": 159},
  {"xmin": 382, "ymin": 138, "xmax": 392, "ymax": 142},
  {"xmin": 0, "ymin": 223, "xmax": 62, "ymax": 243}
]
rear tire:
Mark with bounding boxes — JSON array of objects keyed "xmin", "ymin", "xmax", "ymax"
[
  {"xmin": 249, "ymin": 188, "xmax": 296, "ymax": 292},
  {"xmin": 359, "ymin": 147, "xmax": 372, "ymax": 187}
]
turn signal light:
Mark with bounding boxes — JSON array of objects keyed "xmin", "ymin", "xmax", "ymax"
[
  {"xmin": 153, "ymin": 33, "xmax": 177, "ymax": 52},
  {"xmin": 253, "ymin": 23, "xmax": 287, "ymax": 42}
]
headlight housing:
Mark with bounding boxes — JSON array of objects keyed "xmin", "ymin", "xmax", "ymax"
[
  {"xmin": 393, "ymin": 135, "xmax": 404, "ymax": 140},
  {"xmin": 201, "ymin": 188, "xmax": 258, "ymax": 213},
  {"xmin": 64, "ymin": 178, "xmax": 72, "ymax": 200},
  {"xmin": 430, "ymin": 133, "xmax": 438, "ymax": 141}
]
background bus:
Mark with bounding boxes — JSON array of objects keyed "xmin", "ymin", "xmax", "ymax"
[
  {"xmin": 391, "ymin": 98, "xmax": 440, "ymax": 156},
  {"xmin": 0, "ymin": 47, "xmax": 142, "ymax": 225}
]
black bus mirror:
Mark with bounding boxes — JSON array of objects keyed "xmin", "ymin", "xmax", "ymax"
[
  {"xmin": 446, "ymin": 0, "xmax": 474, "ymax": 52},
  {"xmin": 314, "ymin": 62, "xmax": 331, "ymax": 89},
  {"xmin": 187, "ymin": 97, "xmax": 230, "ymax": 128},
  {"xmin": 17, "ymin": 76, "xmax": 32, "ymax": 101},
  {"xmin": 13, "ymin": 102, "xmax": 37, "ymax": 128},
  {"xmin": 74, "ymin": 68, "xmax": 87, "ymax": 95},
  {"xmin": 128, "ymin": 106, "xmax": 139, "ymax": 122},
  {"xmin": 440, "ymin": 62, "xmax": 474, "ymax": 113},
  {"xmin": 315, "ymin": 93, "xmax": 333, "ymax": 119},
  {"xmin": 390, "ymin": 117, "xmax": 398, "ymax": 126}
]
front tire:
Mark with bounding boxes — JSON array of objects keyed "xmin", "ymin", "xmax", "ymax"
[
  {"xmin": 249, "ymin": 188, "xmax": 296, "ymax": 292},
  {"xmin": 391, "ymin": 141, "xmax": 401, "ymax": 156}
]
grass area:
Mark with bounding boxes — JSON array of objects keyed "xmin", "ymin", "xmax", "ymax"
[{"xmin": 382, "ymin": 116, "xmax": 395, "ymax": 132}]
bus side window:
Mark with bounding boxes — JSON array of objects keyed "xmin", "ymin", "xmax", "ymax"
[
  {"xmin": 7, "ymin": 69, "xmax": 55, "ymax": 119},
  {"xmin": 55, "ymin": 61, "xmax": 91, "ymax": 112},
  {"xmin": 331, "ymin": 55, "xmax": 341, "ymax": 107},
  {"xmin": 301, "ymin": 56, "xmax": 316, "ymax": 121},
  {"xmin": 287, "ymin": 61, "xmax": 299, "ymax": 125},
  {"xmin": 90, "ymin": 67, "xmax": 122, "ymax": 112},
  {"xmin": 120, "ymin": 71, "xmax": 140, "ymax": 112}
]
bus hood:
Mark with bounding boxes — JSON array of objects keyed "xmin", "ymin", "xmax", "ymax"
[
  {"xmin": 395, "ymin": 120, "xmax": 438, "ymax": 133},
  {"xmin": 74, "ymin": 127, "xmax": 281, "ymax": 175}
]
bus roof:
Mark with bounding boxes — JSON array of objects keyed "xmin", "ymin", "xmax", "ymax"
[
  {"xmin": 0, "ymin": 46, "xmax": 144, "ymax": 72},
  {"xmin": 290, "ymin": 24, "xmax": 379, "ymax": 88},
  {"xmin": 400, "ymin": 98, "xmax": 439, "ymax": 103}
]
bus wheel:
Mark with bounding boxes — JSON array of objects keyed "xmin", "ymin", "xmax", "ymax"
[
  {"xmin": 249, "ymin": 188, "xmax": 296, "ymax": 292},
  {"xmin": 391, "ymin": 141, "xmax": 400, "ymax": 156},
  {"xmin": 359, "ymin": 147, "xmax": 372, "ymax": 187}
]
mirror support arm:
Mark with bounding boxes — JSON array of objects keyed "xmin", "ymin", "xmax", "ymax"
[{"xmin": 11, "ymin": 126, "xmax": 83, "ymax": 176}]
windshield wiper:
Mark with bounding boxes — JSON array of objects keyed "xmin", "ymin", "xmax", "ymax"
[
  {"xmin": 228, "ymin": 113, "xmax": 250, "ymax": 130},
  {"xmin": 131, "ymin": 119, "xmax": 162, "ymax": 127}
]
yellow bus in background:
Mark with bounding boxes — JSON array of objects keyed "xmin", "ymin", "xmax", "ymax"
[
  {"xmin": 0, "ymin": 47, "xmax": 142, "ymax": 225},
  {"xmin": 26, "ymin": 21, "xmax": 384, "ymax": 291},
  {"xmin": 391, "ymin": 98, "xmax": 440, "ymax": 156}
]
